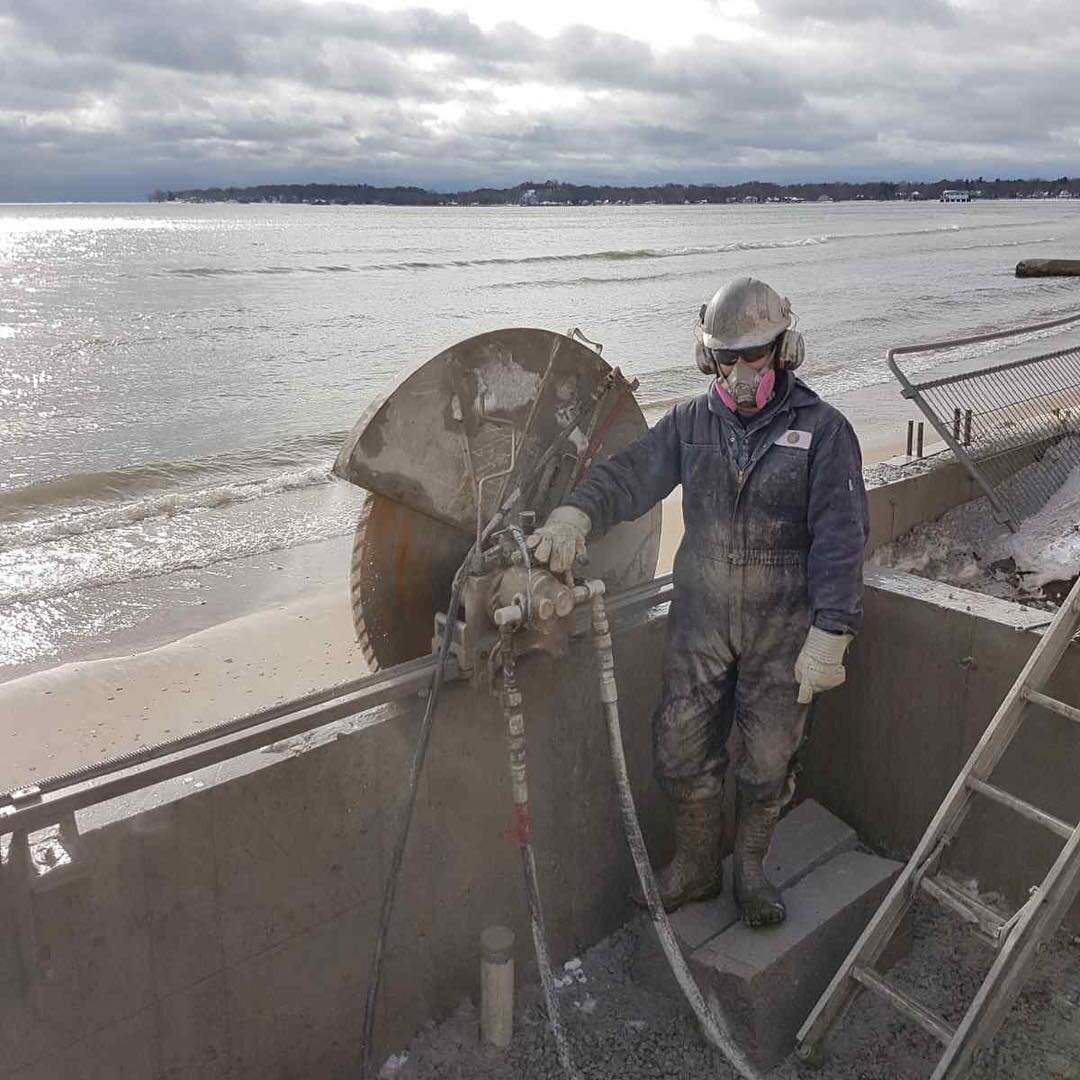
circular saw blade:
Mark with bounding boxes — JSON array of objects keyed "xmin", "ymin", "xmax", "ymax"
[
  {"xmin": 350, "ymin": 493, "xmax": 473, "ymax": 671},
  {"xmin": 340, "ymin": 328, "xmax": 662, "ymax": 671}
]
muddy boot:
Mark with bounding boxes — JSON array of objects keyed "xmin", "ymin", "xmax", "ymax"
[
  {"xmin": 634, "ymin": 796, "xmax": 724, "ymax": 912},
  {"xmin": 733, "ymin": 793, "xmax": 786, "ymax": 928}
]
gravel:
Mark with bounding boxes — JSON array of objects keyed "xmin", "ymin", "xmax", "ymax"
[{"xmin": 381, "ymin": 904, "xmax": 1080, "ymax": 1080}]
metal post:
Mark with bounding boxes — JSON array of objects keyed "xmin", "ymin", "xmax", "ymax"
[
  {"xmin": 906, "ymin": 420, "xmax": 915, "ymax": 456},
  {"xmin": 953, "ymin": 407, "xmax": 962, "ymax": 441},
  {"xmin": 917, "ymin": 422, "xmax": 925, "ymax": 458},
  {"xmin": 963, "ymin": 410, "xmax": 973, "ymax": 446}
]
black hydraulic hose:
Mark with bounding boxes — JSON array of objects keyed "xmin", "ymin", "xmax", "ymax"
[
  {"xmin": 360, "ymin": 560, "xmax": 469, "ymax": 1078},
  {"xmin": 588, "ymin": 586, "xmax": 761, "ymax": 1080},
  {"xmin": 499, "ymin": 627, "xmax": 581, "ymax": 1080}
]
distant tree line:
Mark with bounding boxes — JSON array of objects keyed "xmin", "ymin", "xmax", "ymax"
[{"xmin": 150, "ymin": 176, "xmax": 1080, "ymax": 206}]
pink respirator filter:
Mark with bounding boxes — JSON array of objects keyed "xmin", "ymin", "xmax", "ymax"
[{"xmin": 714, "ymin": 369, "xmax": 775, "ymax": 413}]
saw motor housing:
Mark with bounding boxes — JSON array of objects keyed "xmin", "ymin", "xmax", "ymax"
[{"xmin": 435, "ymin": 527, "xmax": 581, "ymax": 683}]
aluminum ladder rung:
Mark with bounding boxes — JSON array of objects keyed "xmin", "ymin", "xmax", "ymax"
[
  {"xmin": 850, "ymin": 965, "xmax": 956, "ymax": 1046},
  {"xmin": 965, "ymin": 777, "xmax": 1076, "ymax": 840},
  {"xmin": 1022, "ymin": 687, "xmax": 1080, "ymax": 725},
  {"xmin": 919, "ymin": 874, "xmax": 1007, "ymax": 944}
]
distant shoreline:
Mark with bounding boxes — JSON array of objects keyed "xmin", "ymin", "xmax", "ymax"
[{"xmin": 150, "ymin": 176, "xmax": 1080, "ymax": 207}]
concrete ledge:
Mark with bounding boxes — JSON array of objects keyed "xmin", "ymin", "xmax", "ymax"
[
  {"xmin": 694, "ymin": 850, "xmax": 903, "ymax": 1071},
  {"xmin": 632, "ymin": 799, "xmax": 857, "ymax": 995}
]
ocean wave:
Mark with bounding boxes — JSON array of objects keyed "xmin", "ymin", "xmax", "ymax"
[
  {"xmin": 951, "ymin": 236, "xmax": 1057, "ymax": 253},
  {"xmin": 0, "ymin": 510, "xmax": 356, "ymax": 606},
  {"xmin": 159, "ymin": 219, "xmax": 1055, "ymax": 279},
  {"xmin": 0, "ymin": 464, "xmax": 337, "ymax": 551},
  {"xmin": 848, "ymin": 219, "xmax": 1059, "ymax": 243},
  {"xmin": 163, "ymin": 215, "xmax": 1065, "ymax": 279},
  {"xmin": 373, "ymin": 235, "xmax": 834, "ymax": 271},
  {"xmin": 165, "ymin": 265, "xmax": 304, "ymax": 276},
  {"xmin": 163, "ymin": 235, "xmax": 834, "ymax": 278},
  {"xmin": 1, "ymin": 431, "xmax": 346, "ymax": 518}
]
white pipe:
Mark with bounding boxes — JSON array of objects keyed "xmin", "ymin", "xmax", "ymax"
[{"xmin": 480, "ymin": 925, "xmax": 516, "ymax": 1049}]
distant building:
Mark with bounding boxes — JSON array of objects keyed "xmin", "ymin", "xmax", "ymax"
[
  {"xmin": 941, "ymin": 190, "xmax": 971, "ymax": 203},
  {"xmin": 816, "ymin": 194, "xmax": 833, "ymax": 202}
]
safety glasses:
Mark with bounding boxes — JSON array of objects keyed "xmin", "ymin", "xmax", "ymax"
[{"xmin": 702, "ymin": 342, "xmax": 773, "ymax": 367}]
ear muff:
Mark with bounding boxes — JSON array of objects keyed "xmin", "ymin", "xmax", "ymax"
[
  {"xmin": 776, "ymin": 329, "xmax": 805, "ymax": 370},
  {"xmin": 693, "ymin": 318, "xmax": 717, "ymax": 375}
]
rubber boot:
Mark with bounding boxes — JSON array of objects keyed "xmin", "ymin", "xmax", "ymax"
[
  {"xmin": 634, "ymin": 796, "xmax": 724, "ymax": 913},
  {"xmin": 733, "ymin": 792, "xmax": 786, "ymax": 928}
]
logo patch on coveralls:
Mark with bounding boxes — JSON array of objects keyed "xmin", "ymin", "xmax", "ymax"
[{"xmin": 774, "ymin": 429, "xmax": 813, "ymax": 450}]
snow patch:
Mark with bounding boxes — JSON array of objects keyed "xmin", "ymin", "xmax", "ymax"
[{"xmin": 1000, "ymin": 462, "xmax": 1080, "ymax": 586}]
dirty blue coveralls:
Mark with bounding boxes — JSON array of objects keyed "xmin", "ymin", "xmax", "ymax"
[{"xmin": 567, "ymin": 371, "xmax": 869, "ymax": 806}]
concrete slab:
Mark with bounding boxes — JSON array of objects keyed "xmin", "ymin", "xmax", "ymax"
[
  {"xmin": 691, "ymin": 850, "xmax": 903, "ymax": 1071},
  {"xmin": 632, "ymin": 799, "xmax": 857, "ymax": 995}
]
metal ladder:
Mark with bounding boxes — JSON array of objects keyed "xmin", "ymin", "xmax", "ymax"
[{"xmin": 796, "ymin": 576, "xmax": 1080, "ymax": 1079}]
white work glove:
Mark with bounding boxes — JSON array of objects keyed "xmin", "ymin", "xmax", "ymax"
[
  {"xmin": 794, "ymin": 626, "xmax": 853, "ymax": 705},
  {"xmin": 525, "ymin": 506, "xmax": 591, "ymax": 574}
]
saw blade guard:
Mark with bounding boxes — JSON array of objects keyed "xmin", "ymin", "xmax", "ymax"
[{"xmin": 334, "ymin": 327, "xmax": 662, "ymax": 669}]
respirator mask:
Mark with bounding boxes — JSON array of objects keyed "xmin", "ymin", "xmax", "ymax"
[{"xmin": 716, "ymin": 352, "xmax": 776, "ymax": 413}]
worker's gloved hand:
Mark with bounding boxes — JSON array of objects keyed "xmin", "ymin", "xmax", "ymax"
[
  {"xmin": 794, "ymin": 626, "xmax": 853, "ymax": 705},
  {"xmin": 526, "ymin": 506, "xmax": 591, "ymax": 574}
]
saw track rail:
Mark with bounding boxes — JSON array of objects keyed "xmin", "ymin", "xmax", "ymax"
[{"xmin": 0, "ymin": 576, "xmax": 674, "ymax": 835}]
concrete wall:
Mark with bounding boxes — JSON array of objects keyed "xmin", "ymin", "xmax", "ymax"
[
  {"xmin": 804, "ymin": 567, "xmax": 1080, "ymax": 925},
  {"xmin": 0, "ymin": 603, "xmax": 672, "ymax": 1080},
  {"xmin": 867, "ymin": 459, "xmax": 985, "ymax": 553},
  {"xmin": 4, "ymin": 460, "xmax": 1079, "ymax": 1078},
  {"xmin": 811, "ymin": 460, "xmax": 1080, "ymax": 928},
  {"xmin": 866, "ymin": 436, "xmax": 1062, "ymax": 554}
]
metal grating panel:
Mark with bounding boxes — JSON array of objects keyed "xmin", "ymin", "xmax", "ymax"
[{"xmin": 888, "ymin": 313, "xmax": 1080, "ymax": 531}]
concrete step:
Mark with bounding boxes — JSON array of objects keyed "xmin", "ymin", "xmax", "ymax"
[
  {"xmin": 691, "ymin": 849, "xmax": 903, "ymax": 1071},
  {"xmin": 632, "ymin": 798, "xmax": 857, "ymax": 994}
]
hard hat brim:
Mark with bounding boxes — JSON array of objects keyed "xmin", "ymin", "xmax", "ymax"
[{"xmin": 701, "ymin": 326, "xmax": 784, "ymax": 351}]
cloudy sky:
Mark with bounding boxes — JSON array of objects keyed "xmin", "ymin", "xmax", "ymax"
[{"xmin": 1, "ymin": 0, "xmax": 1078, "ymax": 200}]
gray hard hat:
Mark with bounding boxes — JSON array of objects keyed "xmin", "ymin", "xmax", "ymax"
[{"xmin": 700, "ymin": 276, "xmax": 793, "ymax": 351}]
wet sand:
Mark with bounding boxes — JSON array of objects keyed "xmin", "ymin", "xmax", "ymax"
[{"xmin": 0, "ymin": 385, "xmax": 920, "ymax": 792}]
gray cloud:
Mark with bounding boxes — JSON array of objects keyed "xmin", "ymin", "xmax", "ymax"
[
  {"xmin": 0, "ymin": 0, "xmax": 1079, "ymax": 200},
  {"xmin": 756, "ymin": 0, "xmax": 957, "ymax": 25}
]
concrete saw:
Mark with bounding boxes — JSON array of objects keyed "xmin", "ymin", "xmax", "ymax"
[{"xmin": 333, "ymin": 327, "xmax": 662, "ymax": 670}]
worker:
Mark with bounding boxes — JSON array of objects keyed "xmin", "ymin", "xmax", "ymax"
[{"xmin": 527, "ymin": 276, "xmax": 868, "ymax": 927}]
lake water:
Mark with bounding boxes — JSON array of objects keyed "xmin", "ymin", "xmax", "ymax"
[{"xmin": 3, "ymin": 199, "xmax": 1079, "ymax": 674}]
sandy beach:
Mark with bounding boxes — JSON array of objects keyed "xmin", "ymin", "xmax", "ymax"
[{"xmin": 0, "ymin": 383, "xmax": 922, "ymax": 792}]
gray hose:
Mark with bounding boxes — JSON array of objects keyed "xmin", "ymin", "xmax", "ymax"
[
  {"xmin": 588, "ymin": 587, "xmax": 762, "ymax": 1080},
  {"xmin": 500, "ymin": 628, "xmax": 581, "ymax": 1080},
  {"xmin": 361, "ymin": 561, "xmax": 468, "ymax": 1078}
]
